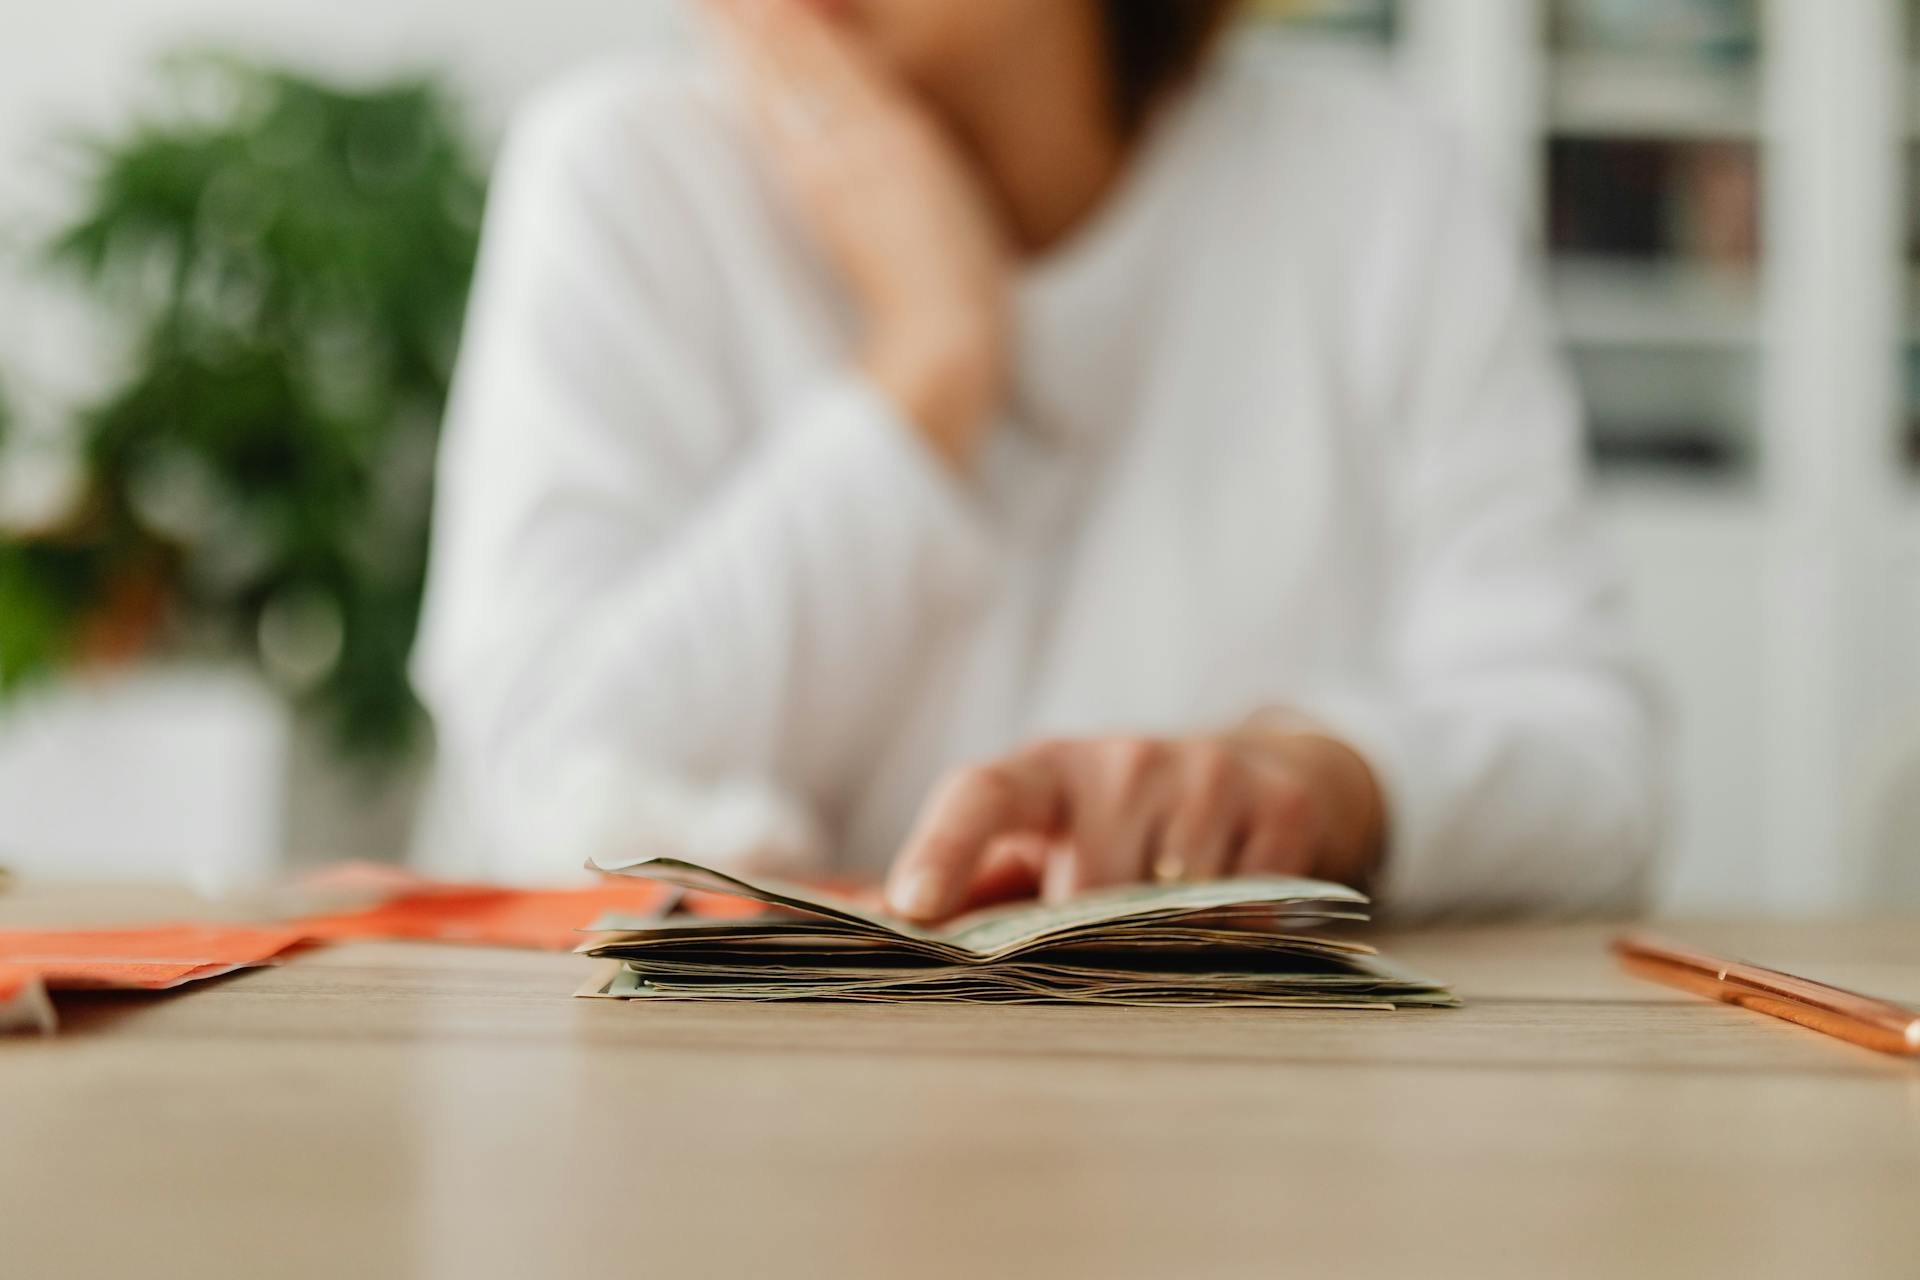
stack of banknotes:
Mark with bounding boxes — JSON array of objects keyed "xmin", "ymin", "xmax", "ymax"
[{"xmin": 576, "ymin": 858, "xmax": 1458, "ymax": 1009}]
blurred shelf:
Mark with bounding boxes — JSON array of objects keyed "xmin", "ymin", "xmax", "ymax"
[
  {"xmin": 1246, "ymin": 0, "xmax": 1397, "ymax": 46},
  {"xmin": 1549, "ymin": 54, "xmax": 1759, "ymax": 138},
  {"xmin": 1591, "ymin": 471, "xmax": 1762, "ymax": 515},
  {"xmin": 1243, "ymin": 29, "xmax": 1397, "ymax": 69},
  {"xmin": 1901, "ymin": 341, "xmax": 1920, "ymax": 477},
  {"xmin": 1245, "ymin": 6, "xmax": 1397, "ymax": 67},
  {"xmin": 1548, "ymin": 0, "xmax": 1760, "ymax": 63},
  {"xmin": 1568, "ymin": 338, "xmax": 1758, "ymax": 485},
  {"xmin": 1588, "ymin": 431, "xmax": 1750, "ymax": 479},
  {"xmin": 1552, "ymin": 259, "xmax": 1758, "ymax": 347}
]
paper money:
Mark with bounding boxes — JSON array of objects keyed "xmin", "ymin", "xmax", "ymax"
[
  {"xmin": 578, "ymin": 857, "xmax": 1457, "ymax": 1009},
  {"xmin": 0, "ymin": 965, "xmax": 55, "ymax": 1034}
]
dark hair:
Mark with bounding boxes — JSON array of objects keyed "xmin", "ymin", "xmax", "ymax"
[{"xmin": 1098, "ymin": 0, "xmax": 1242, "ymax": 133}]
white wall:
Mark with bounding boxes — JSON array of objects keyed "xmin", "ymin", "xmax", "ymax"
[{"xmin": 0, "ymin": 665, "xmax": 287, "ymax": 890}]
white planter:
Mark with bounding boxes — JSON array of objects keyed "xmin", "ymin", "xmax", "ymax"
[{"xmin": 0, "ymin": 663, "xmax": 290, "ymax": 892}]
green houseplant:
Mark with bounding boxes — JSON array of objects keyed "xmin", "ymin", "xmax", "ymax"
[{"xmin": 0, "ymin": 54, "xmax": 486, "ymax": 758}]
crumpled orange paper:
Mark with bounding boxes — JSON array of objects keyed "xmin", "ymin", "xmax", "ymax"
[
  {"xmin": 0, "ymin": 863, "xmax": 874, "ymax": 1034},
  {"xmin": 0, "ymin": 924, "xmax": 310, "ymax": 990},
  {"xmin": 0, "ymin": 924, "xmax": 309, "ymax": 1035}
]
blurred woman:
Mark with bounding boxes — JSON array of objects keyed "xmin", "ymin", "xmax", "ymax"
[{"xmin": 414, "ymin": 0, "xmax": 1661, "ymax": 920}]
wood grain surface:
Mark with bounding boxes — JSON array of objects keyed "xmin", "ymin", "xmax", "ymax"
[{"xmin": 2, "ymin": 887, "xmax": 1916, "ymax": 1279}]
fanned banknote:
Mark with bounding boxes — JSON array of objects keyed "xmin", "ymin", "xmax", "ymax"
[{"xmin": 576, "ymin": 856, "xmax": 1458, "ymax": 1009}]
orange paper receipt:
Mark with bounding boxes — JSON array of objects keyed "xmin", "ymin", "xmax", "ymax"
[{"xmin": 0, "ymin": 924, "xmax": 307, "ymax": 990}]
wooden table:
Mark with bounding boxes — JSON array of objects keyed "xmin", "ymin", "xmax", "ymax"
[{"xmin": 2, "ymin": 893, "xmax": 1916, "ymax": 1280}]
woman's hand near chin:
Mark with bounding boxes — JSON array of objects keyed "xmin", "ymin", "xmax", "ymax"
[
  {"xmin": 701, "ymin": 0, "xmax": 1011, "ymax": 472},
  {"xmin": 883, "ymin": 723, "xmax": 1388, "ymax": 923}
]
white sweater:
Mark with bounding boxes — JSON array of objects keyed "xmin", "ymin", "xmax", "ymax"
[{"xmin": 412, "ymin": 45, "xmax": 1662, "ymax": 918}]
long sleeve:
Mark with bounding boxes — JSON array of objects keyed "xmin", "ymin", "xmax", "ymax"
[
  {"xmin": 1305, "ymin": 139, "xmax": 1665, "ymax": 920},
  {"xmin": 412, "ymin": 76, "xmax": 998, "ymax": 882}
]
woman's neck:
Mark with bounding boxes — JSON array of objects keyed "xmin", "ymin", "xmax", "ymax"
[{"xmin": 921, "ymin": 10, "xmax": 1129, "ymax": 257}]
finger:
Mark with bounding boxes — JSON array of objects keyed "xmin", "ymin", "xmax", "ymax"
[
  {"xmin": 698, "ymin": 0, "xmax": 826, "ymax": 134},
  {"xmin": 1157, "ymin": 741, "xmax": 1244, "ymax": 883},
  {"xmin": 1233, "ymin": 824, "xmax": 1311, "ymax": 877},
  {"xmin": 713, "ymin": 0, "xmax": 882, "ymax": 141},
  {"xmin": 1058, "ymin": 812, "xmax": 1160, "ymax": 899},
  {"xmin": 1054, "ymin": 738, "xmax": 1169, "ymax": 899},
  {"xmin": 753, "ymin": 0, "xmax": 890, "ymax": 103},
  {"xmin": 953, "ymin": 833, "xmax": 1048, "ymax": 913},
  {"xmin": 1233, "ymin": 776, "xmax": 1323, "ymax": 877},
  {"xmin": 888, "ymin": 752, "xmax": 1063, "ymax": 921}
]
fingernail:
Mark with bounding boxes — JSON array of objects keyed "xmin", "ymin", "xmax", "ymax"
[{"xmin": 889, "ymin": 870, "xmax": 944, "ymax": 921}]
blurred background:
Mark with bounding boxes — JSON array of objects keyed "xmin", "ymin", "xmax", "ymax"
[{"xmin": 1, "ymin": 0, "xmax": 1915, "ymax": 913}]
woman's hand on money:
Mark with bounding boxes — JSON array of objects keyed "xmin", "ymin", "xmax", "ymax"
[{"xmin": 885, "ymin": 727, "xmax": 1385, "ymax": 923}]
